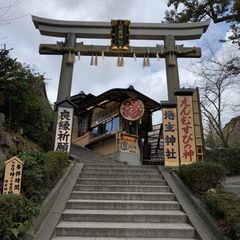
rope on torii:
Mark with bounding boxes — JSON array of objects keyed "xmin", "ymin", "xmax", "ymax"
[{"xmin": 39, "ymin": 42, "xmax": 198, "ymax": 67}]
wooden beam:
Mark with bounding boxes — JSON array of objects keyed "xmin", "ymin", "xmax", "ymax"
[{"xmin": 39, "ymin": 43, "xmax": 201, "ymax": 58}]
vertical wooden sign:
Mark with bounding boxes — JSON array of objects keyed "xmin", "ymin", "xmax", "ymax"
[
  {"xmin": 177, "ymin": 94, "xmax": 197, "ymax": 165},
  {"xmin": 3, "ymin": 157, "xmax": 23, "ymax": 195},
  {"xmin": 54, "ymin": 107, "xmax": 74, "ymax": 153},
  {"xmin": 161, "ymin": 102, "xmax": 180, "ymax": 167},
  {"xmin": 111, "ymin": 19, "xmax": 130, "ymax": 51}
]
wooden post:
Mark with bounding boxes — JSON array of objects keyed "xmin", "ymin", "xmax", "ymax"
[{"xmin": 57, "ymin": 32, "xmax": 76, "ymax": 103}]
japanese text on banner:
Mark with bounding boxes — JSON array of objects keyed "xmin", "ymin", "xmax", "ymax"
[
  {"xmin": 177, "ymin": 96, "xmax": 196, "ymax": 164},
  {"xmin": 162, "ymin": 108, "xmax": 179, "ymax": 166}
]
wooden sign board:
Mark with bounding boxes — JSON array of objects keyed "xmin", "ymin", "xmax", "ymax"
[
  {"xmin": 116, "ymin": 132, "xmax": 137, "ymax": 154},
  {"xmin": 177, "ymin": 95, "xmax": 197, "ymax": 165},
  {"xmin": 162, "ymin": 107, "xmax": 180, "ymax": 167},
  {"xmin": 120, "ymin": 98, "xmax": 145, "ymax": 121},
  {"xmin": 111, "ymin": 19, "xmax": 130, "ymax": 51},
  {"xmin": 3, "ymin": 156, "xmax": 23, "ymax": 195}
]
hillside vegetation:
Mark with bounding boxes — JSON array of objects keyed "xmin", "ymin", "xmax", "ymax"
[{"xmin": 0, "ymin": 49, "xmax": 54, "ymax": 156}]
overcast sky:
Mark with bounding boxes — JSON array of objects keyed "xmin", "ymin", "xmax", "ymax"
[{"xmin": 1, "ymin": 0, "xmax": 239, "ymax": 124}]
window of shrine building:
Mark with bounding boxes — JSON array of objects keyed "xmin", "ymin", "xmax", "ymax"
[{"xmin": 92, "ymin": 116, "xmax": 119, "ymax": 137}]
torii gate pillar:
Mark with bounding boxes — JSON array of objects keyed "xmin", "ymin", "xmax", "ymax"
[
  {"xmin": 164, "ymin": 35, "xmax": 180, "ymax": 100},
  {"xmin": 57, "ymin": 33, "xmax": 76, "ymax": 103}
]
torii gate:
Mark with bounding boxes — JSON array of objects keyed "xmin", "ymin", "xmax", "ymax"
[{"xmin": 32, "ymin": 16, "xmax": 210, "ymax": 102}]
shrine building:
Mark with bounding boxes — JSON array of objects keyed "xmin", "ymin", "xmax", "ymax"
[{"xmin": 71, "ymin": 86, "xmax": 161, "ymax": 165}]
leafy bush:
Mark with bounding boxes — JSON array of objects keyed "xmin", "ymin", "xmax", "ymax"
[
  {"xmin": 19, "ymin": 150, "xmax": 68, "ymax": 203},
  {"xmin": 44, "ymin": 151, "xmax": 69, "ymax": 188},
  {"xmin": 179, "ymin": 162, "xmax": 226, "ymax": 194},
  {"xmin": 206, "ymin": 148, "xmax": 240, "ymax": 175},
  {"xmin": 18, "ymin": 151, "xmax": 47, "ymax": 203},
  {"xmin": 0, "ymin": 194, "xmax": 39, "ymax": 240},
  {"xmin": 206, "ymin": 190, "xmax": 240, "ymax": 239}
]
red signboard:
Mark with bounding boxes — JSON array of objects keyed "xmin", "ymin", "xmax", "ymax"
[{"xmin": 120, "ymin": 98, "xmax": 145, "ymax": 121}]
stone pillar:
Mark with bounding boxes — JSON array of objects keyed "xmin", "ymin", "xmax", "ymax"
[
  {"xmin": 164, "ymin": 35, "xmax": 180, "ymax": 101},
  {"xmin": 56, "ymin": 32, "xmax": 76, "ymax": 103}
]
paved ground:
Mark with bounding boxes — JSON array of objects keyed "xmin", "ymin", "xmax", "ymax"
[{"xmin": 223, "ymin": 175, "xmax": 240, "ymax": 196}]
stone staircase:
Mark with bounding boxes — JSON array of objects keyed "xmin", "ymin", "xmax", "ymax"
[
  {"xmin": 51, "ymin": 148, "xmax": 197, "ymax": 240},
  {"xmin": 70, "ymin": 144, "xmax": 122, "ymax": 164}
]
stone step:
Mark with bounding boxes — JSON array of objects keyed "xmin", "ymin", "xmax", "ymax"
[
  {"xmin": 62, "ymin": 209, "xmax": 187, "ymax": 223},
  {"xmin": 73, "ymin": 184, "xmax": 171, "ymax": 192},
  {"xmin": 77, "ymin": 178, "xmax": 167, "ymax": 186},
  {"xmin": 83, "ymin": 164, "xmax": 157, "ymax": 169},
  {"xmin": 66, "ymin": 199, "xmax": 180, "ymax": 210},
  {"xmin": 74, "ymin": 158, "xmax": 126, "ymax": 165},
  {"xmin": 70, "ymin": 191, "xmax": 175, "ymax": 201},
  {"xmin": 82, "ymin": 168, "xmax": 160, "ymax": 175},
  {"xmin": 79, "ymin": 173, "xmax": 162, "ymax": 179},
  {"xmin": 53, "ymin": 237, "xmax": 197, "ymax": 240},
  {"xmin": 55, "ymin": 222, "xmax": 195, "ymax": 238}
]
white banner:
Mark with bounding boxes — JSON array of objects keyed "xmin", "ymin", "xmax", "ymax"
[{"xmin": 54, "ymin": 107, "xmax": 74, "ymax": 153}]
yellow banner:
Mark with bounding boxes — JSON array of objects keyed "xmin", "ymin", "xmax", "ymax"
[
  {"xmin": 177, "ymin": 95, "xmax": 197, "ymax": 165},
  {"xmin": 162, "ymin": 108, "xmax": 180, "ymax": 167}
]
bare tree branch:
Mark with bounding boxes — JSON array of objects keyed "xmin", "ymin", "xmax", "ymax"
[{"xmin": 190, "ymin": 45, "xmax": 240, "ymax": 148}]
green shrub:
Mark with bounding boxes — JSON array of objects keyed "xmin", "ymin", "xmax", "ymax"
[
  {"xmin": 18, "ymin": 150, "xmax": 69, "ymax": 204},
  {"xmin": 179, "ymin": 162, "xmax": 226, "ymax": 194},
  {"xmin": 0, "ymin": 194, "xmax": 39, "ymax": 240},
  {"xmin": 44, "ymin": 151, "xmax": 69, "ymax": 188},
  {"xmin": 206, "ymin": 190, "xmax": 240, "ymax": 239},
  {"xmin": 206, "ymin": 148, "xmax": 240, "ymax": 175},
  {"xmin": 18, "ymin": 151, "xmax": 47, "ymax": 203}
]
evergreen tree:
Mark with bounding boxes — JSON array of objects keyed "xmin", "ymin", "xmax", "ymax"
[
  {"xmin": 0, "ymin": 49, "xmax": 54, "ymax": 150},
  {"xmin": 165, "ymin": 0, "xmax": 240, "ymax": 45}
]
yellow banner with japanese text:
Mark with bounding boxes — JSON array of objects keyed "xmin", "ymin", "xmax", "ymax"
[
  {"xmin": 177, "ymin": 95, "xmax": 197, "ymax": 165},
  {"xmin": 162, "ymin": 107, "xmax": 180, "ymax": 167}
]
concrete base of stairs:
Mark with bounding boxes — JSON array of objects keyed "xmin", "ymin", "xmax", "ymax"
[
  {"xmin": 34, "ymin": 163, "xmax": 84, "ymax": 240},
  {"xmin": 159, "ymin": 167, "xmax": 229, "ymax": 240}
]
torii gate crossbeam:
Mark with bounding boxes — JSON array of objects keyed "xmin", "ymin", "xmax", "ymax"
[{"xmin": 32, "ymin": 16, "xmax": 210, "ymax": 102}]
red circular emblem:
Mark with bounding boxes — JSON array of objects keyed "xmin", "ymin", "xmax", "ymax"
[{"xmin": 120, "ymin": 98, "xmax": 145, "ymax": 121}]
